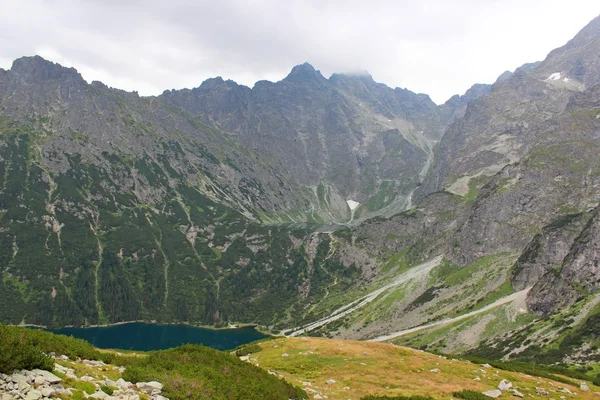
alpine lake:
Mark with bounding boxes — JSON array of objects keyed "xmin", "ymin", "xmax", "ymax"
[{"xmin": 50, "ymin": 322, "xmax": 268, "ymax": 351}]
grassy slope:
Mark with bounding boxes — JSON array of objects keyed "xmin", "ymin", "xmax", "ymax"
[
  {"xmin": 0, "ymin": 325, "xmax": 307, "ymax": 400},
  {"xmin": 250, "ymin": 337, "xmax": 600, "ymax": 400}
]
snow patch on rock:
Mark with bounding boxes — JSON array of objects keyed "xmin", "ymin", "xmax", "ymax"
[
  {"xmin": 545, "ymin": 72, "xmax": 562, "ymax": 81},
  {"xmin": 346, "ymin": 200, "xmax": 360, "ymax": 210}
]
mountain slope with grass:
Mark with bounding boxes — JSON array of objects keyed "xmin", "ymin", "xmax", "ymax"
[{"xmin": 1, "ymin": 11, "xmax": 600, "ymax": 366}]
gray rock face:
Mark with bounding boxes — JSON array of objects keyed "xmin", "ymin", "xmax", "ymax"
[
  {"xmin": 438, "ymin": 82, "xmax": 492, "ymax": 126},
  {"xmin": 528, "ymin": 205, "xmax": 600, "ymax": 314},
  {"xmin": 512, "ymin": 212, "xmax": 591, "ymax": 291}
]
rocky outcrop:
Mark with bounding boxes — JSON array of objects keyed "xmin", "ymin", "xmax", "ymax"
[
  {"xmin": 512, "ymin": 213, "xmax": 592, "ymax": 291},
  {"xmin": 0, "ymin": 355, "xmax": 168, "ymax": 400},
  {"xmin": 528, "ymin": 206, "xmax": 600, "ymax": 314},
  {"xmin": 0, "ymin": 369, "xmax": 65, "ymax": 400}
]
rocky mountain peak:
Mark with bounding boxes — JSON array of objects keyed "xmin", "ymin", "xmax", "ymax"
[
  {"xmin": 9, "ymin": 55, "xmax": 86, "ymax": 85},
  {"xmin": 283, "ymin": 62, "xmax": 327, "ymax": 84}
]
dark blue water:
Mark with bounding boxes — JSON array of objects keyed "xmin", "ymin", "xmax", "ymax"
[{"xmin": 50, "ymin": 323, "xmax": 268, "ymax": 351}]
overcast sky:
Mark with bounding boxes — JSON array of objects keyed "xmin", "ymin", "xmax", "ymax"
[{"xmin": 1, "ymin": 0, "xmax": 599, "ymax": 104}]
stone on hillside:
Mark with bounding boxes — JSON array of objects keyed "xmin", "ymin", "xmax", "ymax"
[
  {"xmin": 1, "ymin": 394, "xmax": 16, "ymax": 400},
  {"xmin": 326, "ymin": 379, "xmax": 336, "ymax": 385},
  {"xmin": 536, "ymin": 387, "xmax": 550, "ymax": 396},
  {"xmin": 581, "ymin": 383, "xmax": 590, "ymax": 391},
  {"xmin": 23, "ymin": 389, "xmax": 42, "ymax": 400},
  {"xmin": 512, "ymin": 389, "xmax": 525, "ymax": 398},
  {"xmin": 560, "ymin": 388, "xmax": 573, "ymax": 394},
  {"xmin": 482, "ymin": 363, "xmax": 492, "ymax": 368},
  {"xmin": 116, "ymin": 378, "xmax": 131, "ymax": 390},
  {"xmin": 83, "ymin": 359, "xmax": 105, "ymax": 367},
  {"xmin": 474, "ymin": 377, "xmax": 481, "ymax": 381},
  {"xmin": 79, "ymin": 375, "xmax": 95, "ymax": 382},
  {"xmin": 136, "ymin": 381, "xmax": 163, "ymax": 394},
  {"xmin": 53, "ymin": 363, "xmax": 67, "ymax": 373},
  {"xmin": 429, "ymin": 368, "xmax": 440, "ymax": 373},
  {"xmin": 32, "ymin": 369, "xmax": 62, "ymax": 384},
  {"xmin": 58, "ymin": 355, "xmax": 69, "ymax": 361},
  {"xmin": 482, "ymin": 389, "xmax": 502, "ymax": 398},
  {"xmin": 40, "ymin": 386, "xmax": 56, "ymax": 397},
  {"xmin": 498, "ymin": 380, "xmax": 512, "ymax": 390},
  {"xmin": 89, "ymin": 391, "xmax": 109, "ymax": 399},
  {"xmin": 10, "ymin": 373, "xmax": 27, "ymax": 385},
  {"xmin": 152, "ymin": 396, "xmax": 169, "ymax": 400}
]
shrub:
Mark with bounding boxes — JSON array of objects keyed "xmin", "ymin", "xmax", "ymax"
[
  {"xmin": 0, "ymin": 326, "xmax": 54, "ymax": 373},
  {"xmin": 101, "ymin": 385, "xmax": 115, "ymax": 395},
  {"xmin": 453, "ymin": 390, "xmax": 493, "ymax": 400},
  {"xmin": 0, "ymin": 324, "xmax": 114, "ymax": 373},
  {"xmin": 234, "ymin": 343, "xmax": 261, "ymax": 357}
]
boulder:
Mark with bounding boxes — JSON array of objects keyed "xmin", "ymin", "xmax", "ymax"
[
  {"xmin": 40, "ymin": 386, "xmax": 56, "ymax": 397},
  {"xmin": 326, "ymin": 379, "xmax": 336, "ymax": 385},
  {"xmin": 581, "ymin": 383, "xmax": 590, "ymax": 391},
  {"xmin": 10, "ymin": 373, "xmax": 28, "ymax": 385},
  {"xmin": 498, "ymin": 380, "xmax": 512, "ymax": 391},
  {"xmin": 536, "ymin": 387, "xmax": 550, "ymax": 396},
  {"xmin": 23, "ymin": 389, "xmax": 42, "ymax": 400},
  {"xmin": 89, "ymin": 391, "xmax": 109, "ymax": 399},
  {"xmin": 136, "ymin": 381, "xmax": 163, "ymax": 394},
  {"xmin": 116, "ymin": 378, "xmax": 131, "ymax": 390},
  {"xmin": 482, "ymin": 389, "xmax": 502, "ymax": 398},
  {"xmin": 31, "ymin": 369, "xmax": 62, "ymax": 384}
]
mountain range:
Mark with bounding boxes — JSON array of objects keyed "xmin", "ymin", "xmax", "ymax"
[{"xmin": 1, "ymin": 13, "xmax": 599, "ymax": 365}]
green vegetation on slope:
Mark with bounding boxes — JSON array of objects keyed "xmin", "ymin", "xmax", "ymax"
[
  {"xmin": 122, "ymin": 344, "xmax": 307, "ymax": 400},
  {"xmin": 0, "ymin": 324, "xmax": 113, "ymax": 373},
  {"xmin": 0, "ymin": 325, "xmax": 308, "ymax": 400}
]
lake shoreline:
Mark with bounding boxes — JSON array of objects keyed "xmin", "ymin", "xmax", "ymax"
[{"xmin": 16, "ymin": 319, "xmax": 264, "ymax": 331}]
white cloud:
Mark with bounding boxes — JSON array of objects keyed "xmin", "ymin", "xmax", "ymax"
[{"xmin": 1, "ymin": 0, "xmax": 598, "ymax": 103}]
